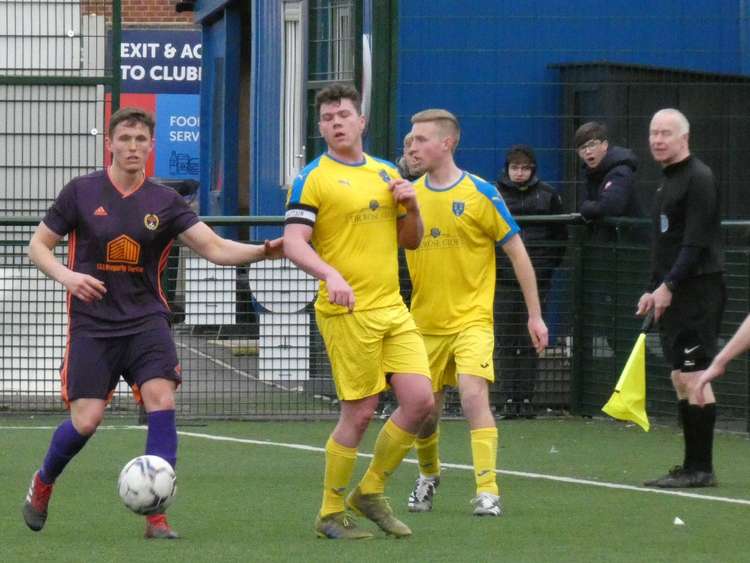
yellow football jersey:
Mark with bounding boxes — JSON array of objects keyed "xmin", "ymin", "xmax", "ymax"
[
  {"xmin": 405, "ymin": 172, "xmax": 519, "ymax": 334},
  {"xmin": 285, "ymin": 153, "xmax": 406, "ymax": 315}
]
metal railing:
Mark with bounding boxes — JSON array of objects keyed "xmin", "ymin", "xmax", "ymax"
[{"xmin": 1, "ymin": 215, "xmax": 748, "ymax": 430}]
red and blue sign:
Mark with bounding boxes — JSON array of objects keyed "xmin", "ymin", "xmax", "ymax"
[{"xmin": 107, "ymin": 29, "xmax": 201, "ymax": 181}]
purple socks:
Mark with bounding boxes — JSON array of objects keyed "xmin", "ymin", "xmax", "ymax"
[
  {"xmin": 39, "ymin": 420, "xmax": 90, "ymax": 484},
  {"xmin": 145, "ymin": 409, "xmax": 178, "ymax": 468}
]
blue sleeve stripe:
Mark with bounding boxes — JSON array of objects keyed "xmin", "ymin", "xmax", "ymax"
[
  {"xmin": 289, "ymin": 156, "xmax": 322, "ymax": 204},
  {"xmin": 497, "ymin": 228, "xmax": 520, "ymax": 246},
  {"xmin": 468, "ymin": 173, "xmax": 520, "ymax": 236}
]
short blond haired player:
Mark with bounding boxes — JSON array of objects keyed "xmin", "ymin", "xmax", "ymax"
[
  {"xmin": 404, "ymin": 109, "xmax": 548, "ymax": 516},
  {"xmin": 284, "ymin": 84, "xmax": 434, "ymax": 539}
]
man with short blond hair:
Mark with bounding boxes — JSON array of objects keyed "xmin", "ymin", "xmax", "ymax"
[
  {"xmin": 411, "ymin": 108, "xmax": 461, "ymax": 150},
  {"xmin": 404, "ymin": 108, "xmax": 548, "ymax": 516}
]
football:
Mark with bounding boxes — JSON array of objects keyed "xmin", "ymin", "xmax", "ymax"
[{"xmin": 117, "ymin": 455, "xmax": 177, "ymax": 515}]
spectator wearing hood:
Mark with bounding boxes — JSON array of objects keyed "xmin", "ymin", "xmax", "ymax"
[
  {"xmin": 575, "ymin": 121, "xmax": 641, "ymax": 223},
  {"xmin": 495, "ymin": 145, "xmax": 566, "ymax": 418},
  {"xmin": 575, "ymin": 123, "xmax": 641, "ymax": 360}
]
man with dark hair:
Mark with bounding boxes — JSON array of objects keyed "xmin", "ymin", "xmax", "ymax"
[
  {"xmin": 23, "ymin": 106, "xmax": 283, "ymax": 539},
  {"xmin": 576, "ymin": 122, "xmax": 641, "ymax": 358},
  {"xmin": 575, "ymin": 121, "xmax": 640, "ymax": 222},
  {"xmin": 108, "ymin": 106, "xmax": 155, "ymax": 138},
  {"xmin": 284, "ymin": 85, "xmax": 433, "ymax": 539},
  {"xmin": 314, "ymin": 82, "xmax": 362, "ymax": 115},
  {"xmin": 495, "ymin": 145, "xmax": 566, "ymax": 418},
  {"xmin": 637, "ymin": 108, "xmax": 725, "ymax": 488}
]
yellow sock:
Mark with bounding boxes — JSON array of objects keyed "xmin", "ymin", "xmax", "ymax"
[
  {"xmin": 471, "ymin": 427, "xmax": 499, "ymax": 495},
  {"xmin": 320, "ymin": 436, "xmax": 357, "ymax": 517},
  {"xmin": 359, "ymin": 419, "xmax": 416, "ymax": 494},
  {"xmin": 415, "ymin": 429, "xmax": 441, "ymax": 478}
]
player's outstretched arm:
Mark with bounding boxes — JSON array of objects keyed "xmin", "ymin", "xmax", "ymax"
[
  {"xmin": 696, "ymin": 313, "xmax": 750, "ymax": 405},
  {"xmin": 284, "ymin": 223, "xmax": 354, "ymax": 311},
  {"xmin": 28, "ymin": 222, "xmax": 107, "ymax": 303},
  {"xmin": 178, "ymin": 222, "xmax": 282, "ymax": 265},
  {"xmin": 502, "ymin": 234, "xmax": 548, "ymax": 353}
]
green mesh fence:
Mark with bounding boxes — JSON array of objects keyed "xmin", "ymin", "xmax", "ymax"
[{"xmin": 1, "ymin": 216, "xmax": 748, "ymax": 430}]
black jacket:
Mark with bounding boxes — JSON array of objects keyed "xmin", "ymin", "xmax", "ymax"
[
  {"xmin": 496, "ymin": 174, "xmax": 567, "ymax": 288},
  {"xmin": 650, "ymin": 155, "xmax": 723, "ymax": 287},
  {"xmin": 579, "ymin": 145, "xmax": 640, "ymax": 220}
]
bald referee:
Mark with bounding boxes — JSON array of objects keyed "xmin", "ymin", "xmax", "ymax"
[{"xmin": 636, "ymin": 108, "xmax": 725, "ymax": 488}]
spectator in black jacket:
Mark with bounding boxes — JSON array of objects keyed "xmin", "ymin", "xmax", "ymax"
[
  {"xmin": 494, "ymin": 145, "xmax": 567, "ymax": 418},
  {"xmin": 575, "ymin": 121, "xmax": 641, "ymax": 227},
  {"xmin": 576, "ymin": 123, "xmax": 642, "ymax": 360}
]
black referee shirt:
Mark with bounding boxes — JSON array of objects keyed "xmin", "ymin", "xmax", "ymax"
[{"xmin": 650, "ymin": 155, "xmax": 723, "ymax": 285}]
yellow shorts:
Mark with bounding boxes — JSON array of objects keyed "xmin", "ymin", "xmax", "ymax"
[
  {"xmin": 316, "ymin": 304, "xmax": 431, "ymax": 401},
  {"xmin": 423, "ymin": 324, "xmax": 495, "ymax": 392}
]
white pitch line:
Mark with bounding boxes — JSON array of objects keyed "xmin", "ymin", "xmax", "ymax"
[
  {"xmin": 174, "ymin": 341, "xmax": 294, "ymax": 392},
  {"xmin": 4, "ymin": 425, "xmax": 750, "ymax": 507},
  {"xmin": 174, "ymin": 430, "xmax": 750, "ymax": 507}
]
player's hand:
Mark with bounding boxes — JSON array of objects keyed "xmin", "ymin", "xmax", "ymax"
[
  {"xmin": 527, "ymin": 315, "xmax": 549, "ymax": 354},
  {"xmin": 652, "ymin": 283, "xmax": 673, "ymax": 321},
  {"xmin": 63, "ymin": 271, "xmax": 106, "ymax": 303},
  {"xmin": 695, "ymin": 362, "xmax": 725, "ymax": 406},
  {"xmin": 389, "ymin": 179, "xmax": 419, "ymax": 213},
  {"xmin": 263, "ymin": 237, "xmax": 284, "ymax": 260},
  {"xmin": 324, "ymin": 270, "xmax": 355, "ymax": 312},
  {"xmin": 635, "ymin": 292, "xmax": 654, "ymax": 317}
]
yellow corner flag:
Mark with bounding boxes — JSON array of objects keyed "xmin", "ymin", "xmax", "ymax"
[{"xmin": 602, "ymin": 314, "xmax": 652, "ymax": 431}]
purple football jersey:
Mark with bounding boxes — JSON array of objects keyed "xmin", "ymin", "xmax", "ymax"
[{"xmin": 42, "ymin": 170, "xmax": 200, "ymax": 336}]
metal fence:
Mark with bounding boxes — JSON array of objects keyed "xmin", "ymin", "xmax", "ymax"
[
  {"xmin": 2, "ymin": 216, "xmax": 749, "ymax": 429},
  {"xmin": 0, "ymin": 0, "xmax": 119, "ymax": 215}
]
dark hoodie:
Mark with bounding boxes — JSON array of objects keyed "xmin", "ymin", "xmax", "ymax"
[
  {"xmin": 579, "ymin": 145, "xmax": 640, "ymax": 220},
  {"xmin": 496, "ymin": 173, "xmax": 567, "ymax": 288}
]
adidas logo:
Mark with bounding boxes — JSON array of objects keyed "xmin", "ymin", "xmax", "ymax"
[{"xmin": 94, "ymin": 206, "xmax": 108, "ymax": 216}]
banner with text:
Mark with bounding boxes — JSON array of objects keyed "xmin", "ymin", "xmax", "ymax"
[{"xmin": 108, "ymin": 29, "xmax": 201, "ymax": 181}]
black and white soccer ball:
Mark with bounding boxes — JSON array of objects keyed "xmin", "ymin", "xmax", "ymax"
[{"xmin": 117, "ymin": 455, "xmax": 177, "ymax": 515}]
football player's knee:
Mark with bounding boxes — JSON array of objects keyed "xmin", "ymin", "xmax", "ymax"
[
  {"xmin": 413, "ymin": 393, "xmax": 435, "ymax": 421},
  {"xmin": 459, "ymin": 387, "xmax": 486, "ymax": 412},
  {"xmin": 350, "ymin": 408, "xmax": 375, "ymax": 435},
  {"xmin": 146, "ymin": 393, "xmax": 176, "ymax": 411},
  {"xmin": 140, "ymin": 380, "xmax": 177, "ymax": 411},
  {"xmin": 73, "ymin": 412, "xmax": 103, "ymax": 435}
]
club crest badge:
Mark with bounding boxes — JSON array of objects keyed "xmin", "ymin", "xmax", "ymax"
[
  {"xmin": 378, "ymin": 169, "xmax": 392, "ymax": 183},
  {"xmin": 369, "ymin": 200, "xmax": 380, "ymax": 211},
  {"xmin": 452, "ymin": 201, "xmax": 465, "ymax": 217},
  {"xmin": 430, "ymin": 227, "xmax": 441, "ymax": 238},
  {"xmin": 144, "ymin": 213, "xmax": 160, "ymax": 231}
]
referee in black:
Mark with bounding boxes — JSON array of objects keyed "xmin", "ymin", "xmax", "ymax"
[{"xmin": 636, "ymin": 108, "xmax": 725, "ymax": 488}]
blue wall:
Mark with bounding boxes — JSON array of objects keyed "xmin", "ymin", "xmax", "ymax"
[
  {"xmin": 250, "ymin": 1, "xmax": 286, "ymax": 240},
  {"xmin": 197, "ymin": 0, "xmax": 750, "ymax": 220},
  {"xmin": 398, "ymin": 0, "xmax": 748, "ymax": 188}
]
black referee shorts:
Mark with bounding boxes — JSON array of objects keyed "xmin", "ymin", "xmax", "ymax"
[{"xmin": 658, "ymin": 273, "xmax": 726, "ymax": 373}]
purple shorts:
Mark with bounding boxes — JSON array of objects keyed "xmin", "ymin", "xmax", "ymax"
[{"xmin": 61, "ymin": 321, "xmax": 181, "ymax": 405}]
